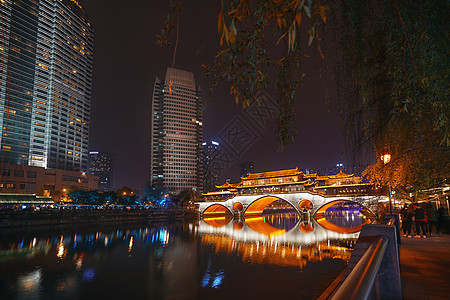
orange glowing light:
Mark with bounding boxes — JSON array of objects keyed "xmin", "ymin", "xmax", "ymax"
[
  {"xmin": 299, "ymin": 200, "xmax": 313, "ymax": 210},
  {"xmin": 315, "ymin": 217, "xmax": 371, "ymax": 234},
  {"xmin": 233, "ymin": 221, "xmax": 244, "ymax": 230},
  {"xmin": 203, "ymin": 216, "xmax": 231, "ymax": 227},
  {"xmin": 233, "ymin": 202, "xmax": 243, "ymax": 212},
  {"xmin": 381, "ymin": 154, "xmax": 391, "ymax": 164},
  {"xmin": 300, "ymin": 222, "xmax": 314, "ymax": 233},
  {"xmin": 203, "ymin": 204, "xmax": 231, "ymax": 218},
  {"xmin": 244, "ymin": 196, "xmax": 286, "ymax": 217},
  {"xmin": 244, "ymin": 216, "xmax": 286, "ymax": 237}
]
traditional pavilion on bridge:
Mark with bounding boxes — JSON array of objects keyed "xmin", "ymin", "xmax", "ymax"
[{"xmin": 201, "ymin": 167, "xmax": 375, "ymax": 202}]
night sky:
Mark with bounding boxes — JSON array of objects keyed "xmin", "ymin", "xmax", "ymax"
[{"xmin": 84, "ymin": 0, "xmax": 346, "ymax": 191}]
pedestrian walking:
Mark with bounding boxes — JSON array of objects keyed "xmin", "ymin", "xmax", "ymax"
[
  {"xmin": 426, "ymin": 203, "xmax": 438, "ymax": 236},
  {"xmin": 414, "ymin": 203, "xmax": 427, "ymax": 238},
  {"xmin": 437, "ymin": 207, "xmax": 445, "ymax": 233},
  {"xmin": 404, "ymin": 205, "xmax": 415, "ymax": 237},
  {"xmin": 400, "ymin": 204, "xmax": 409, "ymax": 236}
]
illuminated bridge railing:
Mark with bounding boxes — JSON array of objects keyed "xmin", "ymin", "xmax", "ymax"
[
  {"xmin": 327, "ymin": 217, "xmax": 401, "ymax": 300},
  {"xmin": 203, "ymin": 187, "xmax": 380, "ymax": 202},
  {"xmin": 331, "ymin": 235, "xmax": 389, "ymax": 300}
]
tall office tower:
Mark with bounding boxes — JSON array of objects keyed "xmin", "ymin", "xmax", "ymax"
[
  {"xmin": 0, "ymin": 0, "xmax": 93, "ymax": 171},
  {"xmin": 240, "ymin": 161, "xmax": 254, "ymax": 178},
  {"xmin": 151, "ymin": 67, "xmax": 203, "ymax": 194},
  {"xmin": 202, "ymin": 140, "xmax": 221, "ymax": 193},
  {"xmin": 88, "ymin": 151, "xmax": 113, "ymax": 191}
]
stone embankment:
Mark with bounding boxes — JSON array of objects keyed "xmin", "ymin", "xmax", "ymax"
[{"xmin": 0, "ymin": 209, "xmax": 199, "ymax": 228}]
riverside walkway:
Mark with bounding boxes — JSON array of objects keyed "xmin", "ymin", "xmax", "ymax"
[{"xmin": 399, "ymin": 234, "xmax": 450, "ymax": 300}]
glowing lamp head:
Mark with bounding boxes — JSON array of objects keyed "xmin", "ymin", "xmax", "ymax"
[{"xmin": 381, "ymin": 154, "xmax": 391, "ymax": 164}]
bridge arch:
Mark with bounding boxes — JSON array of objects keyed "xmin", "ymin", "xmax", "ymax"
[
  {"xmin": 315, "ymin": 216, "xmax": 371, "ymax": 234},
  {"xmin": 314, "ymin": 199, "xmax": 375, "ymax": 234},
  {"xmin": 202, "ymin": 203, "xmax": 233, "ymax": 218},
  {"xmin": 202, "ymin": 216, "xmax": 232, "ymax": 228},
  {"xmin": 243, "ymin": 195, "xmax": 300, "ymax": 217},
  {"xmin": 314, "ymin": 199, "xmax": 376, "ymax": 216}
]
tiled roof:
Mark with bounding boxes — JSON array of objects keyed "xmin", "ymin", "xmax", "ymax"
[
  {"xmin": 215, "ymin": 182, "xmax": 241, "ymax": 189},
  {"xmin": 242, "ymin": 168, "xmax": 301, "ymax": 180},
  {"xmin": 328, "ymin": 170, "xmax": 354, "ymax": 179}
]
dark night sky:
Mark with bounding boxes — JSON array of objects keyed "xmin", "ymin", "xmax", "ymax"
[{"xmin": 83, "ymin": 0, "xmax": 346, "ymax": 191}]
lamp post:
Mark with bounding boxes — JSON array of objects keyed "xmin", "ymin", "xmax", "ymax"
[{"xmin": 381, "ymin": 154, "xmax": 393, "ymax": 214}]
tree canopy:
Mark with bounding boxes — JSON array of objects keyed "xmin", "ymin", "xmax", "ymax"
[
  {"xmin": 157, "ymin": 0, "xmax": 327, "ymax": 147},
  {"xmin": 335, "ymin": 0, "xmax": 449, "ymax": 193},
  {"xmin": 157, "ymin": 0, "xmax": 449, "ymax": 192}
]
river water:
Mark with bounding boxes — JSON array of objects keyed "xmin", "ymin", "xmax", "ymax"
[{"xmin": 0, "ymin": 209, "xmax": 370, "ymax": 300}]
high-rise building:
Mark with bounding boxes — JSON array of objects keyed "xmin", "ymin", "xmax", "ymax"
[
  {"xmin": 202, "ymin": 140, "xmax": 221, "ymax": 193},
  {"xmin": 88, "ymin": 151, "xmax": 113, "ymax": 191},
  {"xmin": 151, "ymin": 67, "xmax": 203, "ymax": 194},
  {"xmin": 0, "ymin": 0, "xmax": 93, "ymax": 172},
  {"xmin": 240, "ymin": 161, "xmax": 254, "ymax": 178}
]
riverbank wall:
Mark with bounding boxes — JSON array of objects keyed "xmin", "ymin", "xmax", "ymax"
[{"xmin": 0, "ymin": 209, "xmax": 200, "ymax": 228}]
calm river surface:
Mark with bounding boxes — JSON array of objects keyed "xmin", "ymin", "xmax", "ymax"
[{"xmin": 0, "ymin": 209, "xmax": 370, "ymax": 300}]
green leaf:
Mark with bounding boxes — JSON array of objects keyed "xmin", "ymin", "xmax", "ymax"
[{"xmin": 308, "ymin": 27, "xmax": 315, "ymax": 46}]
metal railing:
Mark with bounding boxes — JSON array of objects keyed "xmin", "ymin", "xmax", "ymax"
[
  {"xmin": 331, "ymin": 235, "xmax": 389, "ymax": 300},
  {"xmin": 387, "ymin": 217, "xmax": 395, "ymax": 225}
]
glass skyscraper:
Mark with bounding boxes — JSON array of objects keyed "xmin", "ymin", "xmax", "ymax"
[
  {"xmin": 202, "ymin": 140, "xmax": 221, "ymax": 193},
  {"xmin": 88, "ymin": 151, "xmax": 113, "ymax": 191},
  {"xmin": 151, "ymin": 67, "xmax": 203, "ymax": 194},
  {"xmin": 0, "ymin": 0, "xmax": 93, "ymax": 171}
]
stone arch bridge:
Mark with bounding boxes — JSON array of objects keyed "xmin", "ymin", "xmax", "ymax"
[{"xmin": 198, "ymin": 192, "xmax": 381, "ymax": 218}]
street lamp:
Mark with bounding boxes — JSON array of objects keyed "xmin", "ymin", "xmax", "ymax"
[
  {"xmin": 382, "ymin": 154, "xmax": 393, "ymax": 214},
  {"xmin": 381, "ymin": 154, "xmax": 391, "ymax": 164}
]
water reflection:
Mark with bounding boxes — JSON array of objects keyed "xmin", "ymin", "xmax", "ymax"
[
  {"xmin": 17, "ymin": 269, "xmax": 42, "ymax": 299},
  {"xmin": 316, "ymin": 203, "xmax": 373, "ymax": 233},
  {"xmin": 0, "ymin": 209, "xmax": 371, "ymax": 299},
  {"xmin": 199, "ymin": 211, "xmax": 363, "ymax": 269}
]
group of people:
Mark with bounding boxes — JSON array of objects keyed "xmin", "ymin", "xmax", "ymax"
[{"xmin": 400, "ymin": 202, "xmax": 445, "ymax": 238}]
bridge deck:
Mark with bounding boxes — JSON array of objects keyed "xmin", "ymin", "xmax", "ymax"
[{"xmin": 399, "ymin": 234, "xmax": 450, "ymax": 299}]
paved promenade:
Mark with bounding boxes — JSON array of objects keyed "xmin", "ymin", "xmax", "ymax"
[{"xmin": 399, "ymin": 234, "xmax": 450, "ymax": 300}]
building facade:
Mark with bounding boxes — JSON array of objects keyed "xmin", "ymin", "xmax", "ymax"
[
  {"xmin": 88, "ymin": 151, "xmax": 113, "ymax": 191},
  {"xmin": 0, "ymin": 162, "xmax": 98, "ymax": 199},
  {"xmin": 151, "ymin": 67, "xmax": 203, "ymax": 194},
  {"xmin": 239, "ymin": 161, "xmax": 254, "ymax": 178},
  {"xmin": 0, "ymin": 0, "xmax": 93, "ymax": 172},
  {"xmin": 202, "ymin": 140, "xmax": 221, "ymax": 193}
]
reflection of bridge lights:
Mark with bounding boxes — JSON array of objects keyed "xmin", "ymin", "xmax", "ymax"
[
  {"xmin": 57, "ymin": 243, "xmax": 65, "ymax": 258},
  {"xmin": 201, "ymin": 269, "xmax": 225, "ymax": 289},
  {"xmin": 75, "ymin": 254, "xmax": 84, "ymax": 270},
  {"xmin": 82, "ymin": 268, "xmax": 95, "ymax": 281},
  {"xmin": 128, "ymin": 236, "xmax": 134, "ymax": 252},
  {"xmin": 18, "ymin": 269, "xmax": 42, "ymax": 294},
  {"xmin": 201, "ymin": 272, "xmax": 211, "ymax": 287},
  {"xmin": 211, "ymin": 270, "xmax": 224, "ymax": 288},
  {"xmin": 152, "ymin": 229, "xmax": 170, "ymax": 245}
]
